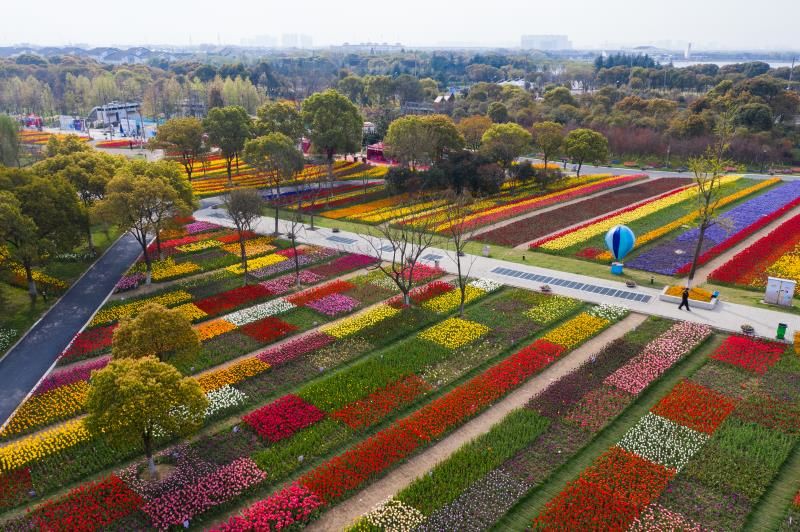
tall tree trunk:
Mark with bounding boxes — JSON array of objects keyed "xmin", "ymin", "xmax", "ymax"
[
  {"xmin": 142, "ymin": 243, "xmax": 152, "ymax": 285},
  {"xmin": 226, "ymin": 155, "xmax": 233, "ymax": 184},
  {"xmin": 456, "ymin": 257, "xmax": 466, "ymax": 317},
  {"xmin": 23, "ymin": 262, "xmax": 37, "ymax": 303},
  {"xmin": 576, "ymin": 160, "xmax": 583, "ymax": 177},
  {"xmin": 274, "ymin": 183, "xmax": 281, "ymax": 235},
  {"xmin": 687, "ymin": 223, "xmax": 708, "ymax": 286},
  {"xmin": 86, "ymin": 223, "xmax": 95, "ymax": 255},
  {"xmin": 239, "ymin": 235, "xmax": 248, "ymax": 286},
  {"xmin": 326, "ymin": 151, "xmax": 334, "ymax": 207},
  {"xmin": 155, "ymin": 233, "xmax": 162, "ymax": 260},
  {"xmin": 292, "ymin": 235, "xmax": 301, "ymax": 288},
  {"xmin": 143, "ymin": 430, "xmax": 156, "ymax": 478}
]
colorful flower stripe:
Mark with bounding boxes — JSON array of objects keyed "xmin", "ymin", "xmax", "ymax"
[
  {"xmin": 595, "ymin": 177, "xmax": 780, "ymax": 261},
  {"xmin": 354, "ymin": 199, "xmax": 449, "ymax": 224},
  {"xmin": 225, "ymin": 253, "xmax": 287, "ymax": 275},
  {"xmin": 604, "ymin": 322, "xmax": 711, "ymax": 395},
  {"xmin": 0, "ymin": 419, "xmax": 91, "ymax": 472},
  {"xmin": 710, "ymin": 335, "xmax": 785, "ymax": 374},
  {"xmin": 629, "ymin": 180, "xmax": 800, "ymax": 275},
  {"xmin": 194, "ymin": 284, "xmax": 274, "ymax": 316},
  {"xmin": 650, "ymin": 379, "xmax": 737, "ymax": 434},
  {"xmin": 30, "ymin": 474, "xmax": 144, "ymax": 532},
  {"xmin": 243, "ymin": 395, "xmax": 326, "ymax": 443},
  {"xmin": 239, "ymin": 317, "xmax": 298, "ymax": 343},
  {"xmin": 196, "ymin": 357, "xmax": 272, "ymax": 392},
  {"xmin": 0, "ymin": 467, "xmax": 33, "ymax": 510},
  {"xmin": 709, "ymin": 212, "xmax": 800, "ymax": 287},
  {"xmin": 331, "ymin": 375, "xmax": 432, "ymax": 430},
  {"xmin": 323, "ymin": 195, "xmax": 410, "ymax": 220},
  {"xmin": 221, "ymin": 237, "xmax": 277, "ymax": 258},
  {"xmin": 320, "ymin": 304, "xmax": 400, "ymax": 338},
  {"xmin": 213, "ymin": 483, "xmax": 322, "ymax": 531},
  {"xmin": 306, "ymin": 294, "xmax": 361, "ymax": 316},
  {"xmin": 143, "ymin": 458, "xmax": 266, "ymax": 530},
  {"xmin": 175, "ymin": 239, "xmax": 223, "ymax": 253},
  {"xmin": 285, "ymin": 279, "xmax": 356, "ymax": 306},
  {"xmin": 532, "ymin": 179, "xmax": 731, "ymax": 251},
  {"xmin": 195, "ymin": 318, "xmax": 238, "ymax": 341},
  {"xmin": 418, "ymin": 317, "xmax": 490, "ymax": 349},
  {"xmin": 90, "ymin": 291, "xmax": 193, "ymax": 326},
  {"xmin": 257, "ymin": 332, "xmax": 335, "ymax": 366},
  {"xmin": 435, "ymin": 174, "xmax": 647, "ymax": 233},
  {"xmin": 387, "ymin": 280, "xmax": 455, "ymax": 308},
  {"xmin": 0, "ymin": 382, "xmax": 88, "ymax": 439},
  {"xmin": 223, "ymin": 298, "xmax": 295, "ymax": 327},
  {"xmin": 541, "ymin": 312, "xmax": 609, "ymax": 349},
  {"xmin": 36, "ymin": 356, "xmax": 111, "ymax": 395},
  {"xmin": 61, "ymin": 324, "xmax": 117, "ymax": 360}
]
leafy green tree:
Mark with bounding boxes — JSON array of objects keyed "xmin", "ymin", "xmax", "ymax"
[
  {"xmin": 0, "ymin": 171, "xmax": 83, "ymax": 301},
  {"xmin": 222, "ymin": 188, "xmax": 265, "ymax": 282},
  {"xmin": 531, "ymin": 121, "xmax": 564, "ymax": 171},
  {"xmin": 487, "ymin": 101, "xmax": 509, "ymax": 123},
  {"xmin": 457, "ymin": 115, "xmax": 492, "ymax": 150},
  {"xmin": 33, "ymin": 151, "xmax": 123, "ymax": 253},
  {"xmin": 85, "ymin": 356, "xmax": 208, "ymax": 478},
  {"xmin": 0, "ymin": 114, "xmax": 20, "ymax": 167},
  {"xmin": 423, "ymin": 115, "xmax": 465, "ymax": 163},
  {"xmin": 151, "ymin": 117, "xmax": 206, "ymax": 180},
  {"xmin": 45, "ymin": 135, "xmax": 90, "ymax": 157},
  {"xmin": 337, "ymin": 76, "xmax": 365, "ymax": 104},
  {"xmin": 255, "ymin": 101, "xmax": 304, "ymax": 140},
  {"xmin": 302, "ymin": 89, "xmax": 362, "ymax": 192},
  {"xmin": 94, "ymin": 163, "xmax": 190, "ymax": 284},
  {"xmin": 384, "ymin": 116, "xmax": 428, "ymax": 169},
  {"xmin": 112, "ymin": 303, "xmax": 200, "ymax": 362},
  {"xmin": 203, "ymin": 106, "xmax": 252, "ymax": 183},
  {"xmin": 480, "ymin": 123, "xmax": 532, "ymax": 175},
  {"xmin": 242, "ymin": 133, "xmax": 303, "ymax": 235},
  {"xmin": 562, "ymin": 128, "xmax": 609, "ymax": 176}
]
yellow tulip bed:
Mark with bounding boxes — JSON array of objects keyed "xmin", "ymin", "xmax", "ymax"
[
  {"xmin": 226, "ymin": 253, "xmax": 287, "ymax": 275},
  {"xmin": 594, "ymin": 177, "xmax": 779, "ymax": 261},
  {"xmin": 355, "ymin": 199, "xmax": 450, "ymax": 224},
  {"xmin": 90, "ymin": 291, "xmax": 193, "ymax": 326},
  {"xmin": 172, "ymin": 303, "xmax": 209, "ymax": 323},
  {"xmin": 197, "ymin": 357, "xmax": 272, "ymax": 392},
  {"xmin": 423, "ymin": 285, "xmax": 484, "ymax": 314},
  {"xmin": 665, "ymin": 286, "xmax": 714, "ymax": 302},
  {"xmin": 0, "ymin": 419, "xmax": 91, "ymax": 472},
  {"xmin": 175, "ymin": 239, "xmax": 223, "ymax": 253},
  {"xmin": 0, "ymin": 382, "xmax": 89, "ymax": 440},
  {"xmin": 541, "ymin": 312, "xmax": 610, "ymax": 349},
  {"xmin": 150, "ymin": 258, "xmax": 202, "ymax": 281},
  {"xmin": 418, "ymin": 318, "xmax": 489, "ymax": 349},
  {"xmin": 221, "ymin": 237, "xmax": 276, "ymax": 258},
  {"xmin": 195, "ymin": 318, "xmax": 238, "ymax": 341},
  {"xmin": 321, "ymin": 304, "xmax": 400, "ymax": 338}
]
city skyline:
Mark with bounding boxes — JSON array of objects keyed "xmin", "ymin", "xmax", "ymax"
[{"xmin": 2, "ymin": 0, "xmax": 799, "ymax": 51}]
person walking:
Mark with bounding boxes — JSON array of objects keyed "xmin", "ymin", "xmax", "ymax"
[{"xmin": 678, "ymin": 287, "xmax": 691, "ymax": 311}]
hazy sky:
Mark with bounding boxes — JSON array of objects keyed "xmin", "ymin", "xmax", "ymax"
[{"xmin": 2, "ymin": 0, "xmax": 799, "ymax": 50}]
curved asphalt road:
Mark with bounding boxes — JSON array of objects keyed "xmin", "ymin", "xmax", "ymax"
[{"xmin": 0, "ymin": 233, "xmax": 143, "ymax": 426}]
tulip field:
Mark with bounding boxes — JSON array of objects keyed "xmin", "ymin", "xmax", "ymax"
[{"xmin": 3, "ymin": 207, "xmax": 800, "ymax": 530}]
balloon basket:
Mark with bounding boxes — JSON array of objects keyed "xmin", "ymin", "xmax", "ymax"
[{"xmin": 611, "ymin": 262, "xmax": 624, "ymax": 275}]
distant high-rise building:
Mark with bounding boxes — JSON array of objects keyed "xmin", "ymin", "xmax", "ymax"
[
  {"xmin": 685, "ymin": 42, "xmax": 692, "ymax": 59},
  {"xmin": 520, "ymin": 35, "xmax": 572, "ymax": 50},
  {"xmin": 281, "ymin": 34, "xmax": 312, "ymax": 48}
]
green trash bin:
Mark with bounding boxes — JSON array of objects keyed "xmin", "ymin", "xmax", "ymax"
[{"xmin": 777, "ymin": 323, "xmax": 788, "ymax": 340}]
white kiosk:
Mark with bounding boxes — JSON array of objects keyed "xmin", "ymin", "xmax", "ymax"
[{"xmin": 765, "ymin": 277, "xmax": 796, "ymax": 307}]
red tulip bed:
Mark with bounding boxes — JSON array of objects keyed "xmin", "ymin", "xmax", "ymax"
[
  {"xmin": 530, "ymin": 332, "xmax": 800, "ymax": 531},
  {"xmin": 474, "ymin": 178, "xmax": 687, "ymax": 247},
  {"xmin": 708, "ymin": 211, "xmax": 800, "ymax": 288}
]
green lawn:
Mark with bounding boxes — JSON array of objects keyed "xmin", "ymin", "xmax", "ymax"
[{"xmin": 0, "ymin": 226, "xmax": 122, "ymax": 357}]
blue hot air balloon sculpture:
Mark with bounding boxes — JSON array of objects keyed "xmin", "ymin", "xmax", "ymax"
[{"xmin": 605, "ymin": 225, "xmax": 635, "ymax": 275}]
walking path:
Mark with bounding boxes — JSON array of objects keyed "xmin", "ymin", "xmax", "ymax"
[
  {"xmin": 0, "ymin": 234, "xmax": 143, "ymax": 426},
  {"xmin": 194, "ymin": 207, "xmax": 800, "ymax": 341},
  {"xmin": 307, "ymin": 313, "xmax": 647, "ymax": 531}
]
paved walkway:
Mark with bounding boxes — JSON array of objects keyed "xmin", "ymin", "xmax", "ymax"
[
  {"xmin": 0, "ymin": 234, "xmax": 143, "ymax": 427},
  {"xmin": 195, "ymin": 207, "xmax": 800, "ymax": 341},
  {"xmin": 308, "ymin": 313, "xmax": 647, "ymax": 531}
]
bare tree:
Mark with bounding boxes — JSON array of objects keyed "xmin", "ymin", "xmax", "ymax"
[
  {"xmin": 286, "ymin": 195, "xmax": 307, "ymax": 288},
  {"xmin": 223, "ymin": 189, "xmax": 264, "ymax": 285},
  {"xmin": 363, "ymin": 211, "xmax": 439, "ymax": 306},
  {"xmin": 685, "ymin": 111, "xmax": 736, "ymax": 286},
  {"xmin": 441, "ymin": 191, "xmax": 478, "ymax": 317}
]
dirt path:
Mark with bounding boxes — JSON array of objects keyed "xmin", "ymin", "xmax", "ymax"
[
  {"xmin": 470, "ymin": 176, "xmax": 655, "ymax": 239},
  {"xmin": 689, "ymin": 202, "xmax": 800, "ymax": 285},
  {"xmin": 308, "ymin": 312, "xmax": 648, "ymax": 531}
]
